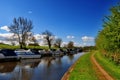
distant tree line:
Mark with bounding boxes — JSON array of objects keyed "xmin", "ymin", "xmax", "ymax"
[{"xmin": 95, "ymin": 4, "xmax": 120, "ymax": 62}]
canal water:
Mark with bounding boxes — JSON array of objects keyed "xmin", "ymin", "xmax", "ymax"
[{"xmin": 0, "ymin": 52, "xmax": 84, "ymax": 80}]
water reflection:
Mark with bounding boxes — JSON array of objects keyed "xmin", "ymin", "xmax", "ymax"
[
  {"xmin": 0, "ymin": 62, "xmax": 17, "ymax": 73},
  {"xmin": 68, "ymin": 55, "xmax": 74, "ymax": 61},
  {"xmin": 0, "ymin": 52, "xmax": 84, "ymax": 80}
]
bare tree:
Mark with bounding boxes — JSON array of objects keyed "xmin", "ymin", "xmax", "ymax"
[
  {"xmin": 42, "ymin": 30, "xmax": 54, "ymax": 49},
  {"xmin": 67, "ymin": 41, "xmax": 74, "ymax": 48},
  {"xmin": 9, "ymin": 17, "xmax": 33, "ymax": 49},
  {"xmin": 54, "ymin": 38, "xmax": 62, "ymax": 48}
]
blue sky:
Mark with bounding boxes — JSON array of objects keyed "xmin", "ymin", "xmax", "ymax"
[{"xmin": 0, "ymin": 0, "xmax": 119, "ymax": 46}]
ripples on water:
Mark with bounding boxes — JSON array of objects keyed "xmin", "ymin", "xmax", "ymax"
[{"xmin": 0, "ymin": 52, "xmax": 84, "ymax": 80}]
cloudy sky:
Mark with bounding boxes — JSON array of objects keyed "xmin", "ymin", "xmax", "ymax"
[{"xmin": 0, "ymin": 0, "xmax": 119, "ymax": 46}]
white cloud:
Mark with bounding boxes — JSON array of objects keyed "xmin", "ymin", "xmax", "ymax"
[
  {"xmin": 0, "ymin": 40, "xmax": 11, "ymax": 44},
  {"xmin": 55, "ymin": 36, "xmax": 58, "ymax": 39},
  {"xmin": 81, "ymin": 36, "xmax": 94, "ymax": 42},
  {"xmin": 34, "ymin": 34, "xmax": 56, "ymax": 40},
  {"xmin": 61, "ymin": 42, "xmax": 82, "ymax": 47},
  {"xmin": 67, "ymin": 35, "xmax": 75, "ymax": 39},
  {"xmin": 61, "ymin": 42, "xmax": 68, "ymax": 47},
  {"xmin": 39, "ymin": 40, "xmax": 46, "ymax": 46},
  {"xmin": 0, "ymin": 33, "xmax": 95, "ymax": 47},
  {"xmin": 0, "ymin": 33, "xmax": 14, "ymax": 39},
  {"xmin": 28, "ymin": 11, "xmax": 32, "ymax": 14},
  {"xmin": 81, "ymin": 36, "xmax": 95, "ymax": 46},
  {"xmin": 0, "ymin": 33, "xmax": 17, "ymax": 45},
  {"xmin": 62, "ymin": 42, "xmax": 68, "ymax": 45},
  {"xmin": 74, "ymin": 42, "xmax": 81, "ymax": 47},
  {"xmin": 32, "ymin": 34, "xmax": 56, "ymax": 46},
  {"xmin": 50, "ymin": 36, "xmax": 54, "ymax": 39},
  {"xmin": 34, "ymin": 34, "xmax": 43, "ymax": 40},
  {"xmin": 0, "ymin": 26, "xmax": 10, "ymax": 32},
  {"xmin": 0, "ymin": 33, "xmax": 54, "ymax": 46},
  {"xmin": 83, "ymin": 43, "xmax": 87, "ymax": 46},
  {"xmin": 0, "ymin": 33, "xmax": 47, "ymax": 46}
]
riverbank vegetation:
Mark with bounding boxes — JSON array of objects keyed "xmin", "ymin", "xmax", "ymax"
[
  {"xmin": 95, "ymin": 4, "xmax": 120, "ymax": 63},
  {"xmin": 94, "ymin": 51, "xmax": 120, "ymax": 80},
  {"xmin": 94, "ymin": 3, "xmax": 120, "ymax": 79},
  {"xmin": 69, "ymin": 52, "xmax": 98, "ymax": 80}
]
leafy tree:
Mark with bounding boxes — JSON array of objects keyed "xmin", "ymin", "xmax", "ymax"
[
  {"xmin": 9, "ymin": 17, "xmax": 33, "ymax": 49},
  {"xmin": 96, "ymin": 4, "xmax": 120, "ymax": 60},
  {"xmin": 42, "ymin": 30, "xmax": 54, "ymax": 49},
  {"xmin": 67, "ymin": 41, "xmax": 74, "ymax": 48},
  {"xmin": 54, "ymin": 38, "xmax": 62, "ymax": 48}
]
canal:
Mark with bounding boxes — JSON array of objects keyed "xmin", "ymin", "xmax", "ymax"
[{"xmin": 0, "ymin": 52, "xmax": 84, "ymax": 80}]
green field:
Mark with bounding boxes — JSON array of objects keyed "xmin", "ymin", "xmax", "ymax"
[
  {"xmin": 69, "ymin": 52, "xmax": 98, "ymax": 80},
  {"xmin": 0, "ymin": 43, "xmax": 51, "ymax": 50},
  {"xmin": 94, "ymin": 51, "xmax": 120, "ymax": 80}
]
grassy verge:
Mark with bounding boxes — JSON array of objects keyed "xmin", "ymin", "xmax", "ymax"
[
  {"xmin": 0, "ymin": 44, "xmax": 56, "ymax": 50},
  {"xmin": 69, "ymin": 52, "xmax": 98, "ymax": 80},
  {"xmin": 94, "ymin": 51, "xmax": 120, "ymax": 80}
]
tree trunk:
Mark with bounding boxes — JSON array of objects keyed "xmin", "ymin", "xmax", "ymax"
[
  {"xmin": 20, "ymin": 44, "xmax": 23, "ymax": 49},
  {"xmin": 48, "ymin": 43, "xmax": 51, "ymax": 49},
  {"xmin": 47, "ymin": 38, "xmax": 51, "ymax": 49},
  {"xmin": 58, "ymin": 46, "xmax": 60, "ymax": 48}
]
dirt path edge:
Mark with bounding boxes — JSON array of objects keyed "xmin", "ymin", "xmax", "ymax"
[{"xmin": 91, "ymin": 52, "xmax": 114, "ymax": 80}]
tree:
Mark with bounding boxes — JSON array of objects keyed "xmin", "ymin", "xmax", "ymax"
[
  {"xmin": 29, "ymin": 33, "xmax": 38, "ymax": 44},
  {"xmin": 42, "ymin": 30, "xmax": 54, "ymax": 49},
  {"xmin": 29, "ymin": 34, "xmax": 39, "ymax": 47},
  {"xmin": 67, "ymin": 41, "xmax": 74, "ymax": 48},
  {"xmin": 31, "ymin": 36, "xmax": 38, "ymax": 45},
  {"xmin": 54, "ymin": 38, "xmax": 62, "ymax": 48},
  {"xmin": 95, "ymin": 4, "xmax": 120, "ymax": 61},
  {"xmin": 9, "ymin": 17, "xmax": 33, "ymax": 49}
]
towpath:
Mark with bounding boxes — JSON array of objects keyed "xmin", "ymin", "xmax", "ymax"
[{"xmin": 91, "ymin": 53, "xmax": 114, "ymax": 80}]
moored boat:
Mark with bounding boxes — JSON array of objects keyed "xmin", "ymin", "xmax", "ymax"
[
  {"xmin": 0, "ymin": 49, "xmax": 20, "ymax": 62},
  {"xmin": 15, "ymin": 49, "xmax": 41, "ymax": 59},
  {"xmin": 52, "ymin": 49, "xmax": 64, "ymax": 57},
  {"xmin": 39, "ymin": 49, "xmax": 52, "ymax": 57}
]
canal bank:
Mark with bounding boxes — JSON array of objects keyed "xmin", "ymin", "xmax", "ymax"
[
  {"xmin": 61, "ymin": 53, "xmax": 85, "ymax": 80},
  {"xmin": 64, "ymin": 52, "xmax": 98, "ymax": 80}
]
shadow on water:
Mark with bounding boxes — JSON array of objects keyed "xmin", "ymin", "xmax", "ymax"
[{"xmin": 0, "ymin": 52, "xmax": 84, "ymax": 80}]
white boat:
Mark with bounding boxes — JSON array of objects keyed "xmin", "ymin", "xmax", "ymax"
[
  {"xmin": 39, "ymin": 49, "xmax": 52, "ymax": 57},
  {"xmin": 0, "ymin": 49, "xmax": 20, "ymax": 62},
  {"xmin": 52, "ymin": 49, "xmax": 64, "ymax": 57},
  {"xmin": 15, "ymin": 49, "xmax": 41, "ymax": 59}
]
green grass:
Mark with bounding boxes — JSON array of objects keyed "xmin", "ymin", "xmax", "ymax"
[
  {"xmin": 0, "ymin": 44, "xmax": 19, "ymax": 49},
  {"xmin": 69, "ymin": 52, "xmax": 98, "ymax": 80},
  {"xmin": 94, "ymin": 51, "xmax": 120, "ymax": 80},
  {"xmin": 0, "ymin": 44, "xmax": 56, "ymax": 50}
]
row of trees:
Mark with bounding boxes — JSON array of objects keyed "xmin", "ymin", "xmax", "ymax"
[
  {"xmin": 95, "ymin": 4, "xmax": 120, "ymax": 61},
  {"xmin": 8, "ymin": 17, "xmax": 74, "ymax": 49}
]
